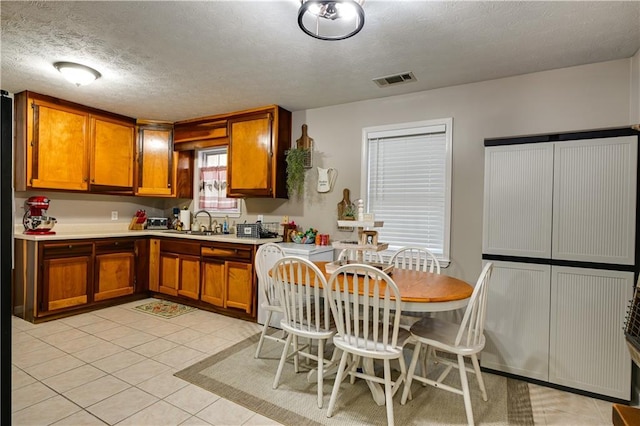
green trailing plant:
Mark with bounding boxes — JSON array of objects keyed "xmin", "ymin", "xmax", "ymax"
[{"xmin": 286, "ymin": 148, "xmax": 307, "ymax": 197}]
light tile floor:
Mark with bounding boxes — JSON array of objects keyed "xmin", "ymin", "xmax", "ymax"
[{"xmin": 11, "ymin": 298, "xmax": 618, "ymax": 425}]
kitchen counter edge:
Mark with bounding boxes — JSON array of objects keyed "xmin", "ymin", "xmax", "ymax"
[{"xmin": 13, "ymin": 230, "xmax": 282, "ymax": 245}]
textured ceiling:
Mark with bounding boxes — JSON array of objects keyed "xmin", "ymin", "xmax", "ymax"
[{"xmin": 2, "ymin": 1, "xmax": 639, "ymax": 122}]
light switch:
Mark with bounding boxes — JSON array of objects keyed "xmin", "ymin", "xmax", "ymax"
[{"xmin": 111, "ymin": 211, "xmax": 118, "ymax": 220}]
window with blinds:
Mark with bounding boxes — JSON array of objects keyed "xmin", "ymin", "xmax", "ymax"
[{"xmin": 363, "ymin": 119, "xmax": 452, "ymax": 262}]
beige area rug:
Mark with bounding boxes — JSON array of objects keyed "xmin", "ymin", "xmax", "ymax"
[
  {"xmin": 175, "ymin": 332, "xmax": 534, "ymax": 425},
  {"xmin": 133, "ymin": 300, "xmax": 197, "ymax": 319}
]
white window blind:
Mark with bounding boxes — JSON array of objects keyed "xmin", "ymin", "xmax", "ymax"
[{"xmin": 363, "ymin": 119, "xmax": 452, "ymax": 261}]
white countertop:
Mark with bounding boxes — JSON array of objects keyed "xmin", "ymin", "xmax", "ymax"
[{"xmin": 13, "ymin": 223, "xmax": 282, "ymax": 245}]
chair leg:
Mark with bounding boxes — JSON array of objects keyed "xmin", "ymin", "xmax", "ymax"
[
  {"xmin": 293, "ymin": 335, "xmax": 300, "ymax": 373},
  {"xmin": 350, "ymin": 355, "xmax": 360, "ymax": 384},
  {"xmin": 327, "ymin": 351, "xmax": 349, "ymax": 418},
  {"xmin": 457, "ymin": 354, "xmax": 475, "ymax": 426},
  {"xmin": 401, "ymin": 341, "xmax": 422, "ymax": 404},
  {"xmin": 273, "ymin": 333, "xmax": 293, "ymax": 389},
  {"xmin": 317, "ymin": 339, "xmax": 324, "ymax": 408},
  {"xmin": 254, "ymin": 310, "xmax": 273, "ymax": 358},
  {"xmin": 470, "ymin": 354, "xmax": 487, "ymax": 401},
  {"xmin": 383, "ymin": 359, "xmax": 395, "ymax": 426}
]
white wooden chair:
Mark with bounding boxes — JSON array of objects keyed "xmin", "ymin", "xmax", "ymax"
[
  {"xmin": 271, "ymin": 256, "xmax": 337, "ymax": 408},
  {"xmin": 400, "ymin": 262, "xmax": 494, "ymax": 426},
  {"xmin": 326, "ymin": 264, "xmax": 410, "ymax": 426},
  {"xmin": 390, "ymin": 246, "xmax": 442, "ymax": 331},
  {"xmin": 390, "ymin": 246, "xmax": 440, "ymax": 273},
  {"xmin": 337, "ymin": 248, "xmax": 384, "ymax": 263},
  {"xmin": 254, "ymin": 243, "xmax": 286, "ymax": 358}
]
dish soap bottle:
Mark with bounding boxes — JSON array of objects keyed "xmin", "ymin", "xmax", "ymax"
[{"xmin": 223, "ymin": 216, "xmax": 229, "ymax": 234}]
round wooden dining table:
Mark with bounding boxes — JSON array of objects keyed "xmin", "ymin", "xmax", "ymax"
[{"xmin": 313, "ymin": 261, "xmax": 473, "ymax": 313}]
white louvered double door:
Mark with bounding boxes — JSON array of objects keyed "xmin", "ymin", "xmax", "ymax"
[{"xmin": 482, "ymin": 135, "xmax": 637, "ymax": 400}]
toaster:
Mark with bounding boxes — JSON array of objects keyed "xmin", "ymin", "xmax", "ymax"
[{"xmin": 147, "ymin": 217, "xmax": 169, "ymax": 230}]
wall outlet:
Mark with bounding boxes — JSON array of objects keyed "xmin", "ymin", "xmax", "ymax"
[
  {"xmin": 257, "ymin": 214, "xmax": 264, "ymax": 222},
  {"xmin": 111, "ymin": 211, "xmax": 118, "ymax": 221}
]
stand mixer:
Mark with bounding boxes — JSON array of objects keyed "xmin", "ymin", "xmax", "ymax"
[{"xmin": 23, "ymin": 196, "xmax": 57, "ymax": 235}]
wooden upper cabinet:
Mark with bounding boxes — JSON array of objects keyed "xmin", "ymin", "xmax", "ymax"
[
  {"xmin": 135, "ymin": 121, "xmax": 174, "ymax": 196},
  {"xmin": 90, "ymin": 116, "xmax": 135, "ymax": 191},
  {"xmin": 14, "ymin": 91, "xmax": 136, "ymax": 193},
  {"xmin": 26, "ymin": 97, "xmax": 90, "ymax": 191},
  {"xmin": 227, "ymin": 106, "xmax": 291, "ymax": 198}
]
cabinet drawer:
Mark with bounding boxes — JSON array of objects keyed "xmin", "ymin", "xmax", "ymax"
[
  {"xmin": 201, "ymin": 245, "xmax": 252, "ymax": 261},
  {"xmin": 95, "ymin": 239, "xmax": 136, "ymax": 254},
  {"xmin": 160, "ymin": 240, "xmax": 200, "ymax": 256},
  {"xmin": 42, "ymin": 242, "xmax": 93, "ymax": 258}
]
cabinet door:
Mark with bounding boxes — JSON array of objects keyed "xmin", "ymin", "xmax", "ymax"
[
  {"xmin": 552, "ymin": 136, "xmax": 637, "ymax": 265},
  {"xmin": 40, "ymin": 242, "xmax": 93, "ymax": 313},
  {"xmin": 90, "ymin": 115, "xmax": 135, "ymax": 191},
  {"xmin": 483, "ymin": 143, "xmax": 554, "ymax": 257},
  {"xmin": 225, "ymin": 261, "xmax": 253, "ymax": 314},
  {"xmin": 177, "ymin": 255, "xmax": 200, "ymax": 300},
  {"xmin": 136, "ymin": 124, "xmax": 173, "ymax": 196},
  {"xmin": 549, "ymin": 266, "xmax": 633, "ymax": 399},
  {"xmin": 94, "ymin": 252, "xmax": 135, "ymax": 301},
  {"xmin": 227, "ymin": 112, "xmax": 273, "ymax": 197},
  {"xmin": 159, "ymin": 253, "xmax": 179, "ymax": 296},
  {"xmin": 29, "ymin": 99, "xmax": 89, "ymax": 190},
  {"xmin": 201, "ymin": 260, "xmax": 225, "ymax": 307},
  {"xmin": 481, "ymin": 261, "xmax": 551, "ymax": 381}
]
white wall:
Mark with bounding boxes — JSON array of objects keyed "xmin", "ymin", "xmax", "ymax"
[
  {"xmin": 249, "ymin": 58, "xmax": 633, "ymax": 282},
  {"xmin": 631, "ymin": 48, "xmax": 640, "ymax": 124}
]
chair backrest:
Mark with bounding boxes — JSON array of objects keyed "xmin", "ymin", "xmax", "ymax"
[
  {"xmin": 255, "ymin": 243, "xmax": 286, "ymax": 306},
  {"xmin": 327, "ymin": 264, "xmax": 403, "ymax": 352},
  {"xmin": 272, "ymin": 256, "xmax": 332, "ymax": 332},
  {"xmin": 337, "ymin": 248, "xmax": 384, "ymax": 263},
  {"xmin": 390, "ymin": 246, "xmax": 441, "ymax": 273},
  {"xmin": 454, "ymin": 262, "xmax": 493, "ymax": 348}
]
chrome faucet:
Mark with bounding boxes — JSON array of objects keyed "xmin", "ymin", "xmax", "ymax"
[{"xmin": 194, "ymin": 210, "xmax": 213, "ymax": 231}]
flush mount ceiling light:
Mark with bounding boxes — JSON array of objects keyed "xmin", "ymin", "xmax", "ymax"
[
  {"xmin": 53, "ymin": 62, "xmax": 101, "ymax": 86},
  {"xmin": 298, "ymin": 0, "xmax": 364, "ymax": 41}
]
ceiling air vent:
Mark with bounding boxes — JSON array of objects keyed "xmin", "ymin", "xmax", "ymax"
[{"xmin": 373, "ymin": 72, "xmax": 417, "ymax": 88}]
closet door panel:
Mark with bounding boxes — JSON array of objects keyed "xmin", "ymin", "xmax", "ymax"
[
  {"xmin": 483, "ymin": 143, "xmax": 554, "ymax": 258},
  {"xmin": 552, "ymin": 136, "xmax": 637, "ymax": 264},
  {"xmin": 481, "ymin": 261, "xmax": 551, "ymax": 381},
  {"xmin": 549, "ymin": 266, "xmax": 633, "ymax": 399}
]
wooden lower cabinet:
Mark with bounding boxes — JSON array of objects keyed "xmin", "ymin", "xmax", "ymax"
[
  {"xmin": 159, "ymin": 240, "xmax": 201, "ymax": 299},
  {"xmin": 225, "ymin": 261, "xmax": 253, "ymax": 313},
  {"xmin": 94, "ymin": 239, "xmax": 136, "ymax": 301},
  {"xmin": 40, "ymin": 242, "xmax": 93, "ymax": 312},
  {"xmin": 201, "ymin": 259, "xmax": 253, "ymax": 314},
  {"xmin": 201, "ymin": 260, "xmax": 225, "ymax": 306},
  {"xmin": 200, "ymin": 243, "xmax": 254, "ymax": 315}
]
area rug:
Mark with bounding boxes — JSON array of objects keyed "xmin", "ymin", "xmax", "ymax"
[
  {"xmin": 133, "ymin": 300, "xmax": 197, "ymax": 319},
  {"xmin": 175, "ymin": 332, "xmax": 534, "ymax": 425}
]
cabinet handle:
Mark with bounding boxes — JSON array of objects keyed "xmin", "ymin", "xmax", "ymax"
[
  {"xmin": 68, "ymin": 245, "xmax": 73, "ymax": 249},
  {"xmin": 91, "ymin": 179, "xmax": 95, "ymax": 183},
  {"xmin": 83, "ymin": 178, "xmax": 88, "ymax": 183},
  {"xmin": 167, "ymin": 183, "xmax": 171, "ymax": 188},
  {"xmin": 114, "ymin": 241, "xmax": 119, "ymax": 246}
]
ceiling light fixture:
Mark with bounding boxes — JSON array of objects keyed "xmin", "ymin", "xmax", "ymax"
[
  {"xmin": 53, "ymin": 62, "xmax": 101, "ymax": 86},
  {"xmin": 298, "ymin": 0, "xmax": 364, "ymax": 41}
]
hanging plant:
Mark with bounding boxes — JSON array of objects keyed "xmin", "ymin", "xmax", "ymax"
[{"xmin": 286, "ymin": 148, "xmax": 307, "ymax": 197}]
